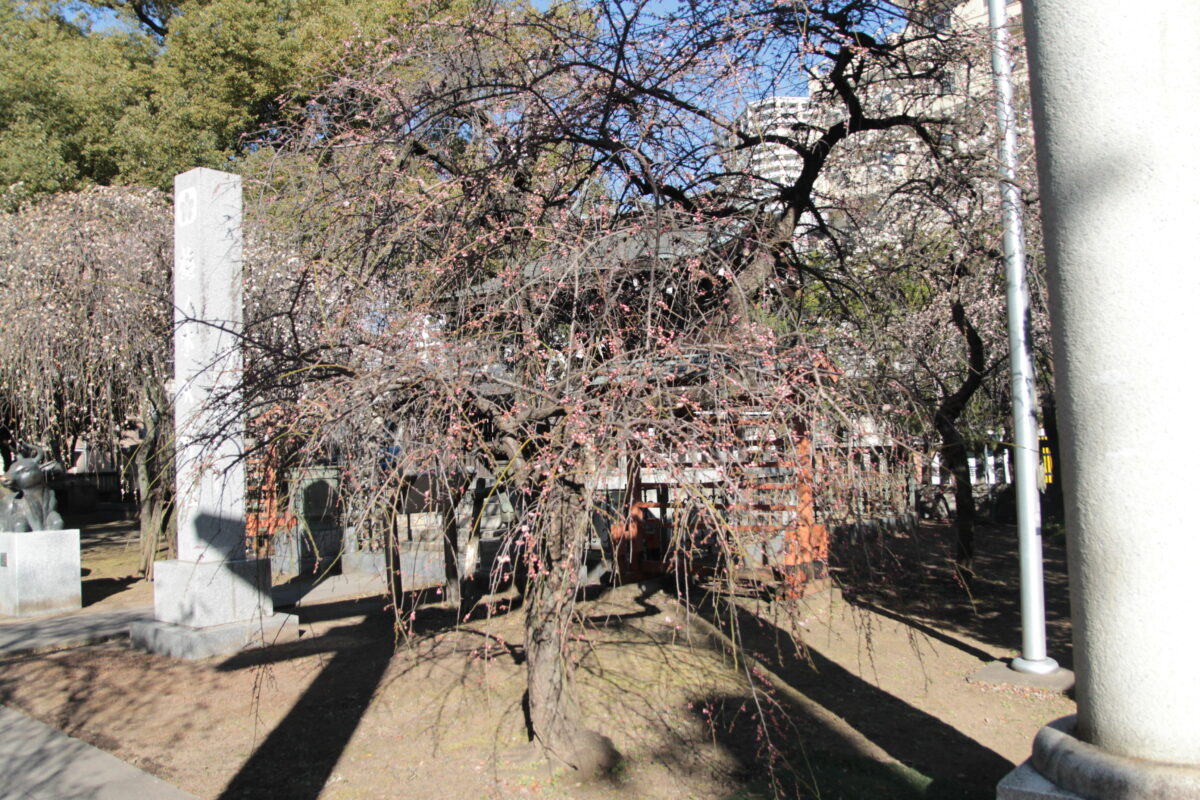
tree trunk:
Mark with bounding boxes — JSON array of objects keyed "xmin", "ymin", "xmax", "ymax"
[
  {"xmin": 136, "ymin": 384, "xmax": 173, "ymax": 578},
  {"xmin": 935, "ymin": 417, "xmax": 976, "ymax": 578},
  {"xmin": 440, "ymin": 477, "xmax": 468, "ymax": 607},
  {"xmin": 442, "ymin": 511, "xmax": 461, "ymax": 605},
  {"xmin": 523, "ymin": 485, "xmax": 620, "ymax": 778},
  {"xmin": 933, "ymin": 300, "xmax": 987, "ymax": 583}
]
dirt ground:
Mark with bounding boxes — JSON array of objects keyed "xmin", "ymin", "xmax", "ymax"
[{"xmin": 0, "ymin": 512, "xmax": 1074, "ymax": 799}]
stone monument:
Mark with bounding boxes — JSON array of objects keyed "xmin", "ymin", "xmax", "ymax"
[
  {"xmin": 131, "ymin": 168, "xmax": 297, "ymax": 658},
  {"xmin": 0, "ymin": 449, "xmax": 81, "ymax": 616}
]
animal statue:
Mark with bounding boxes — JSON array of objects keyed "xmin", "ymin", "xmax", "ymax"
[{"xmin": 0, "ymin": 447, "xmax": 64, "ymax": 532}]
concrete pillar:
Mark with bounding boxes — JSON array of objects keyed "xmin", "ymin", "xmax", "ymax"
[
  {"xmin": 999, "ymin": 1, "xmax": 1200, "ymax": 797},
  {"xmin": 131, "ymin": 168, "xmax": 296, "ymax": 659},
  {"xmin": 172, "ymin": 167, "xmax": 248, "ymax": 564}
]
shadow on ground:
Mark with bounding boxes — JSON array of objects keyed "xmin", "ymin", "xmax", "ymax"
[
  {"xmin": 831, "ymin": 521, "xmax": 1074, "ymax": 671},
  {"xmin": 682, "ymin": 693, "xmax": 974, "ymax": 800},
  {"xmin": 686, "ymin": 593, "xmax": 1012, "ymax": 800},
  {"xmin": 215, "ymin": 592, "xmax": 523, "ymax": 800},
  {"xmin": 1, "ymin": 511, "xmax": 1068, "ymax": 799},
  {"xmin": 81, "ymin": 576, "xmax": 141, "ymax": 606}
]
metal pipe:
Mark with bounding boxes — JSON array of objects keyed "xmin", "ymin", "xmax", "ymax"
[{"xmin": 986, "ymin": 0, "xmax": 1057, "ymax": 674}]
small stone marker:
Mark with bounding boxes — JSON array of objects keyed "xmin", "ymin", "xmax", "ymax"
[
  {"xmin": 131, "ymin": 168, "xmax": 297, "ymax": 658},
  {"xmin": 0, "ymin": 529, "xmax": 81, "ymax": 617}
]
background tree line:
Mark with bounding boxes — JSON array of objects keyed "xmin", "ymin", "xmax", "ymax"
[{"xmin": 0, "ymin": 0, "xmax": 471, "ymax": 209}]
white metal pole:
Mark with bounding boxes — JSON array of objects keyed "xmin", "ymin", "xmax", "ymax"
[{"xmin": 986, "ymin": 0, "xmax": 1057, "ymax": 674}]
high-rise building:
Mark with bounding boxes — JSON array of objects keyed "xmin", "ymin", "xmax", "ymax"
[{"xmin": 721, "ymin": 96, "xmax": 814, "ymax": 200}]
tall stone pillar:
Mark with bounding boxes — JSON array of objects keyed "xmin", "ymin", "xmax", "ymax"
[
  {"xmin": 999, "ymin": 1, "xmax": 1200, "ymax": 797},
  {"xmin": 132, "ymin": 168, "xmax": 297, "ymax": 659}
]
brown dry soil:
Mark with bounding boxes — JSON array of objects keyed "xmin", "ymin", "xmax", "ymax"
[{"xmin": 0, "ymin": 509, "xmax": 1075, "ymax": 800}]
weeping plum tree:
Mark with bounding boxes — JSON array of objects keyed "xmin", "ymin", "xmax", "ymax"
[
  {"xmin": 0, "ymin": 186, "xmax": 174, "ymax": 573},
  {"xmin": 800, "ymin": 11, "xmax": 1052, "ymax": 579},
  {"xmin": 241, "ymin": 0, "xmax": 973, "ymax": 775}
]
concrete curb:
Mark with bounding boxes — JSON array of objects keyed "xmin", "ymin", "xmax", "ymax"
[
  {"xmin": 0, "ymin": 608, "xmax": 153, "ymax": 657},
  {"xmin": 0, "ymin": 705, "xmax": 198, "ymax": 799}
]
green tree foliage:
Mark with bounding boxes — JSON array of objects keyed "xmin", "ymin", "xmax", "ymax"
[
  {"xmin": 0, "ymin": 0, "xmax": 471, "ymax": 207},
  {"xmin": 117, "ymin": 0, "xmax": 308, "ymax": 185},
  {"xmin": 0, "ymin": 3, "xmax": 155, "ymax": 209}
]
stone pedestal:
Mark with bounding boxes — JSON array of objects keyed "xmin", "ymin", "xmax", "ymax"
[
  {"xmin": 153, "ymin": 559, "xmax": 271, "ymax": 627},
  {"xmin": 998, "ymin": 761, "xmax": 1084, "ymax": 800},
  {"xmin": 999, "ymin": 716, "xmax": 1200, "ymax": 800},
  {"xmin": 0, "ymin": 530, "xmax": 81, "ymax": 617},
  {"xmin": 131, "ymin": 558, "xmax": 297, "ymax": 659},
  {"xmin": 270, "ymin": 524, "xmax": 342, "ymax": 576},
  {"xmin": 131, "ymin": 614, "xmax": 298, "ymax": 660},
  {"xmin": 342, "ymin": 540, "xmax": 446, "ymax": 590}
]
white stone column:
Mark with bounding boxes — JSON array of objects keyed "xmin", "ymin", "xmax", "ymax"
[
  {"xmin": 172, "ymin": 167, "xmax": 247, "ymax": 563},
  {"xmin": 132, "ymin": 168, "xmax": 296, "ymax": 659},
  {"xmin": 1000, "ymin": 1, "xmax": 1200, "ymax": 797}
]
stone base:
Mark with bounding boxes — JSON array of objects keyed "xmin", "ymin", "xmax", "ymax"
[
  {"xmin": 1030, "ymin": 716, "xmax": 1200, "ymax": 799},
  {"xmin": 969, "ymin": 660, "xmax": 1075, "ymax": 694},
  {"xmin": 135, "ymin": 556, "xmax": 300, "ymax": 659},
  {"xmin": 0, "ymin": 529, "xmax": 81, "ymax": 617},
  {"xmin": 342, "ymin": 543, "xmax": 446, "ymax": 590},
  {"xmin": 130, "ymin": 612, "xmax": 299, "ymax": 660},
  {"xmin": 270, "ymin": 523, "xmax": 343, "ymax": 577},
  {"xmin": 998, "ymin": 761, "xmax": 1085, "ymax": 799},
  {"xmin": 153, "ymin": 558, "xmax": 273, "ymax": 628}
]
